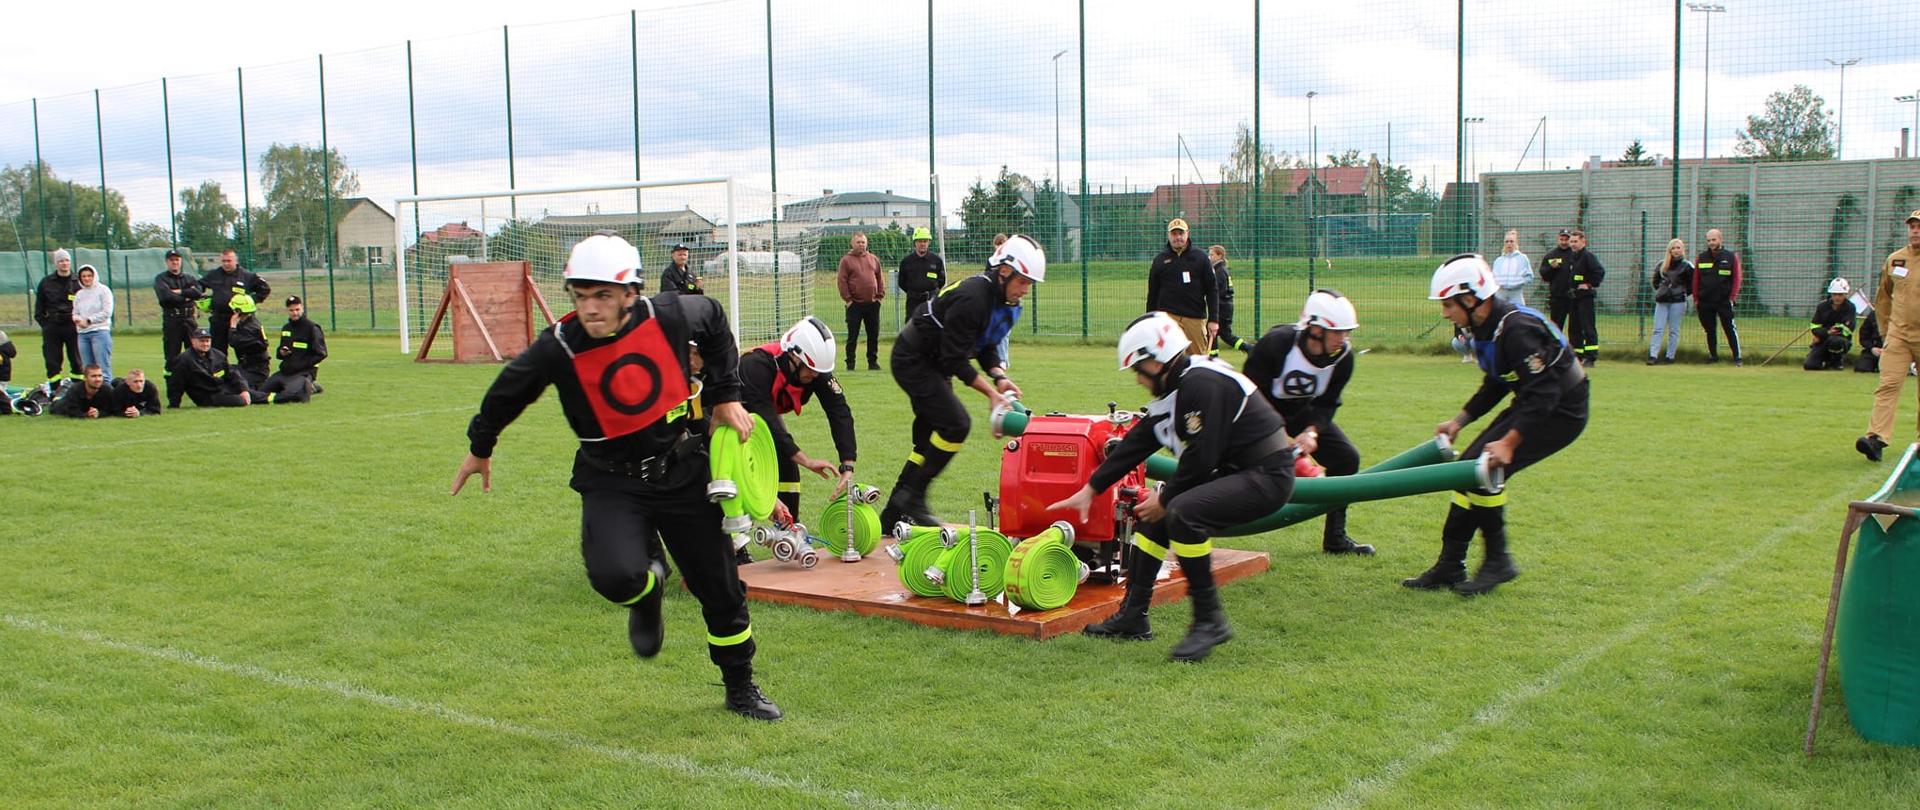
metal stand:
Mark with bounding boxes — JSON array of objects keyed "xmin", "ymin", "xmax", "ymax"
[
  {"xmin": 1805, "ymin": 500, "xmax": 1915, "ymax": 756},
  {"xmin": 964, "ymin": 509, "xmax": 987, "ymax": 605}
]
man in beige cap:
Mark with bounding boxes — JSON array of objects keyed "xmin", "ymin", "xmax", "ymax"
[
  {"xmin": 1146, "ymin": 218, "xmax": 1219, "ymax": 356},
  {"xmin": 1857, "ymin": 210, "xmax": 1920, "ymax": 461}
]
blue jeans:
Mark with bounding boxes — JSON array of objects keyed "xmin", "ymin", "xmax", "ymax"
[
  {"xmin": 1650, "ymin": 301, "xmax": 1685, "ymax": 359},
  {"xmin": 77, "ymin": 330, "xmax": 113, "ymax": 379}
]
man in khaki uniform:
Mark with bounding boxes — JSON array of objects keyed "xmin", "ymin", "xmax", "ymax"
[{"xmin": 1857, "ymin": 210, "xmax": 1920, "ymax": 461}]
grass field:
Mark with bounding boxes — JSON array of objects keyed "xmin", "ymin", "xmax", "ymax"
[{"xmin": 6, "ymin": 331, "xmax": 1919, "ymax": 808}]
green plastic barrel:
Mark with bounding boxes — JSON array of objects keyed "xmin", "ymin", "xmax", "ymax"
[{"xmin": 1837, "ymin": 442, "xmax": 1920, "ymax": 746}]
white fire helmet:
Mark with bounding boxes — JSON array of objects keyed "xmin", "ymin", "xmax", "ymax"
[{"xmin": 1117, "ymin": 312, "xmax": 1191, "ymax": 370}]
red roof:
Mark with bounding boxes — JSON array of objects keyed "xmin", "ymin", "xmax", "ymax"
[
  {"xmin": 420, "ymin": 222, "xmax": 483, "ymax": 243},
  {"xmin": 1286, "ymin": 167, "xmax": 1372, "ymax": 196}
]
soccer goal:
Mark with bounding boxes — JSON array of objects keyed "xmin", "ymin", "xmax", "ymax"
[{"xmin": 394, "ymin": 178, "xmax": 817, "ymax": 357}]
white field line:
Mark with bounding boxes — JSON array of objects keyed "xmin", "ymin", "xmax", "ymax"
[
  {"xmin": 1314, "ymin": 472, "xmax": 1877, "ymax": 810},
  {"xmin": 14, "ymin": 406, "xmax": 474, "ymax": 455},
  {"xmin": 1, "ymin": 613, "xmax": 931, "ymax": 810}
]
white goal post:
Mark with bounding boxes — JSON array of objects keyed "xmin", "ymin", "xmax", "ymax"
[{"xmin": 393, "ymin": 176, "xmax": 815, "ymax": 356}]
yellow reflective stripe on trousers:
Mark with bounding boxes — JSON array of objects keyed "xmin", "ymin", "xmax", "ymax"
[
  {"xmin": 1452, "ymin": 490, "xmax": 1508, "ymax": 508},
  {"xmin": 778, "ymin": 481, "xmax": 803, "ymax": 493},
  {"xmin": 930, "ymin": 431, "xmax": 964, "ymax": 452},
  {"xmin": 617, "ymin": 571, "xmax": 658, "ymax": 606},
  {"xmin": 708, "ymin": 626, "xmax": 752, "ymax": 646},
  {"xmin": 907, "ymin": 451, "xmax": 925, "ymax": 466},
  {"xmin": 1131, "ymin": 534, "xmax": 1169, "ymax": 560},
  {"xmin": 1170, "ymin": 540, "xmax": 1213, "ymax": 558}
]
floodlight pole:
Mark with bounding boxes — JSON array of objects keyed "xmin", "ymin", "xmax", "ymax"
[{"xmin": 1826, "ymin": 58, "xmax": 1860, "ymax": 159}]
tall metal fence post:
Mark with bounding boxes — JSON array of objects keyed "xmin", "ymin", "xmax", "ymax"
[
  {"xmin": 504, "ymin": 25, "xmax": 517, "ymax": 221},
  {"xmin": 1639, "ymin": 210, "xmax": 1648, "ymax": 339},
  {"xmin": 1078, "ymin": 0, "xmax": 1088, "ymax": 340},
  {"xmin": 368, "ymin": 257, "xmax": 377, "ymax": 330},
  {"xmin": 239, "ymin": 67, "xmax": 253, "ymax": 267},
  {"xmin": 1251, "ymin": 0, "xmax": 1261, "ymax": 333},
  {"xmin": 163, "ymin": 77, "xmax": 177, "ymax": 247},
  {"xmin": 631, "ymin": 10, "xmax": 643, "ymax": 218},
  {"xmin": 1671, "ymin": 0, "xmax": 1682, "ymax": 241},
  {"xmin": 122, "ymin": 256, "xmax": 135, "ymax": 327},
  {"xmin": 765, "ymin": 0, "xmax": 781, "ymax": 326},
  {"xmin": 406, "ymin": 40, "xmax": 422, "ymax": 335},
  {"xmin": 32, "ymin": 99, "xmax": 48, "ymax": 257},
  {"xmin": 95, "ymin": 88, "xmax": 111, "ymax": 295},
  {"xmin": 320, "ymin": 54, "xmax": 337, "ymax": 332}
]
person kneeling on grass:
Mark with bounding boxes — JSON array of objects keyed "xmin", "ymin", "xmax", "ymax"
[
  {"xmin": 450, "ymin": 231, "xmax": 782, "ymax": 722},
  {"xmin": 1048, "ymin": 312, "xmax": 1296, "ymax": 662},
  {"xmin": 1804, "ymin": 279, "xmax": 1857, "ymax": 371},
  {"xmin": 1404, "ymin": 254, "xmax": 1589, "ymax": 597}
]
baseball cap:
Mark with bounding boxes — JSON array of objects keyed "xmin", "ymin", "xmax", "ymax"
[
  {"xmin": 1907, "ymin": 210, "xmax": 1920, "ymax": 224},
  {"xmin": 190, "ymin": 327, "xmax": 212, "ymax": 339},
  {"xmin": 165, "ymin": 249, "xmax": 182, "ymax": 259},
  {"xmin": 1557, "ymin": 228, "xmax": 1572, "ymax": 236},
  {"xmin": 672, "ymin": 243, "xmax": 690, "ymax": 251},
  {"xmin": 1167, "ymin": 218, "xmax": 1189, "ymax": 233},
  {"xmin": 285, "ymin": 295, "xmax": 303, "ymax": 307}
]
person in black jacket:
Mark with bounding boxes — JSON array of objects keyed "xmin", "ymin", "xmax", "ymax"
[
  {"xmin": 200, "ymin": 248, "xmax": 271, "ymax": 354},
  {"xmin": 1564, "ymin": 230, "xmax": 1605, "ymax": 367},
  {"xmin": 898, "ymin": 227, "xmax": 945, "ymax": 314},
  {"xmin": 1049, "ymin": 312, "xmax": 1296, "ymax": 662},
  {"xmin": 736, "ymin": 317, "xmax": 859, "ymax": 563},
  {"xmin": 1805, "ymin": 279, "xmax": 1858, "ymax": 371},
  {"xmin": 1536, "ymin": 229, "xmax": 1574, "ymax": 332},
  {"xmin": 112, "ymin": 368, "xmax": 163, "ymax": 417},
  {"xmin": 1692, "ymin": 228, "xmax": 1743, "ymax": 365},
  {"xmin": 50, "ymin": 365, "xmax": 115, "ymax": 418},
  {"xmin": 1406, "ymin": 255, "xmax": 1588, "ymax": 597},
  {"xmin": 35, "ymin": 248, "xmax": 82, "ymax": 381},
  {"xmin": 659, "ymin": 244, "xmax": 701, "ymax": 294},
  {"xmin": 263, "ymin": 296, "xmax": 327, "ymax": 404},
  {"xmin": 1857, "ymin": 309, "xmax": 1884, "ymax": 373},
  {"xmin": 166, "ymin": 328, "xmax": 251, "ymax": 408},
  {"xmin": 1243, "ymin": 290, "xmax": 1370, "ymax": 555},
  {"xmin": 153, "ymin": 249, "xmax": 205, "ymax": 364},
  {"xmin": 226, "ymin": 293, "xmax": 273, "ymax": 392},
  {"xmin": 1207, "ymin": 245, "xmax": 1248, "ymax": 354},
  {"xmin": 1145, "ymin": 219, "xmax": 1218, "ymax": 355},
  {"xmin": 449, "ymin": 233, "xmax": 782, "ymax": 722},
  {"xmin": 883, "ymin": 235, "xmax": 1044, "ymax": 529}
]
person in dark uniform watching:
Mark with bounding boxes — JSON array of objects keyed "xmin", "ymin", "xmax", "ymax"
[
  {"xmin": 1242, "ymin": 290, "xmax": 1371, "ymax": 555},
  {"xmin": 1805, "ymin": 278, "xmax": 1857, "ymax": 371},
  {"xmin": 736, "ymin": 316, "xmax": 859, "ymax": 562},
  {"xmin": 1405, "ymin": 255, "xmax": 1588, "ymax": 596},
  {"xmin": 1048, "ymin": 312, "xmax": 1296, "ymax": 662},
  {"xmin": 1146, "ymin": 218, "xmax": 1218, "ymax": 355},
  {"xmin": 153, "ymin": 249, "xmax": 204, "ymax": 364},
  {"xmin": 450, "ymin": 232, "xmax": 782, "ymax": 722},
  {"xmin": 1692, "ymin": 228, "xmax": 1743, "ymax": 365},
  {"xmin": 226, "ymin": 293, "xmax": 273, "ymax": 392},
  {"xmin": 1536, "ymin": 229, "xmax": 1574, "ymax": 333},
  {"xmin": 1563, "ymin": 229, "xmax": 1605, "ymax": 367},
  {"xmin": 1856, "ymin": 308, "xmax": 1884, "ymax": 374},
  {"xmin": 898, "ymin": 227, "xmax": 945, "ymax": 314},
  {"xmin": 263, "ymin": 295, "xmax": 327, "ymax": 404},
  {"xmin": 660, "ymin": 243, "xmax": 702, "ymax": 295},
  {"xmin": 113, "ymin": 368, "xmax": 163, "ymax": 417},
  {"xmin": 882, "ymin": 234, "xmax": 1044, "ymax": 528},
  {"xmin": 200, "ymin": 248, "xmax": 272, "ymax": 355},
  {"xmin": 1207, "ymin": 245, "xmax": 1248, "ymax": 355},
  {"xmin": 51, "ymin": 364, "xmax": 115, "ymax": 419},
  {"xmin": 166, "ymin": 327, "xmax": 252, "ymax": 408},
  {"xmin": 35, "ymin": 248, "xmax": 82, "ymax": 381}
]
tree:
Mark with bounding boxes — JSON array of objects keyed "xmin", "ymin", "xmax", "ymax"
[
  {"xmin": 955, "ymin": 167, "xmax": 1035, "ymax": 263},
  {"xmin": 1735, "ymin": 85, "xmax": 1835, "ymax": 162},
  {"xmin": 0, "ymin": 160, "xmax": 135, "ymax": 249},
  {"xmin": 258, "ymin": 142, "xmax": 360, "ymax": 266},
  {"xmin": 1382, "ymin": 164, "xmax": 1437, "ymax": 214},
  {"xmin": 176, "ymin": 180, "xmax": 238, "ymax": 252},
  {"xmin": 1620, "ymin": 139, "xmax": 1654, "ymax": 166},
  {"xmin": 1324, "ymin": 149, "xmax": 1366, "ymax": 168}
]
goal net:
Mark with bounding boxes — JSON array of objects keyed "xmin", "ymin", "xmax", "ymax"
[{"xmin": 395, "ymin": 178, "xmax": 817, "ymax": 356}]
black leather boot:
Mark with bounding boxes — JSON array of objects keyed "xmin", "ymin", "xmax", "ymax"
[
  {"xmin": 1402, "ymin": 504, "xmax": 1472, "ymax": 589},
  {"xmin": 1169, "ymin": 554, "xmax": 1232, "ymax": 662},
  {"xmin": 1321, "ymin": 506, "xmax": 1374, "ymax": 555},
  {"xmin": 626, "ymin": 560, "xmax": 668, "ymax": 658},
  {"xmin": 721, "ymin": 664, "xmax": 784, "ymax": 721},
  {"xmin": 1455, "ymin": 505, "xmax": 1519, "ymax": 596},
  {"xmin": 1084, "ymin": 547, "xmax": 1159, "ymax": 640}
]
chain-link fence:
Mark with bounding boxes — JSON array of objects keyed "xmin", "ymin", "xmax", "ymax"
[{"xmin": 4, "ymin": 0, "xmax": 1918, "ymax": 361}]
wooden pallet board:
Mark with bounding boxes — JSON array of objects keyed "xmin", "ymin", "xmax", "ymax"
[{"xmin": 730, "ymin": 548, "xmax": 1269, "ymax": 639}]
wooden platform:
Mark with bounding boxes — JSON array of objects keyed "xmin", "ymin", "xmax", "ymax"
[{"xmin": 732, "ymin": 548, "xmax": 1269, "ymax": 639}]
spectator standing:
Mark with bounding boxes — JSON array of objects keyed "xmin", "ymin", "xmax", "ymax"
[
  {"xmin": 1693, "ymin": 228, "xmax": 1743, "ymax": 365},
  {"xmin": 200, "ymin": 248, "xmax": 271, "ymax": 354},
  {"xmin": 1647, "ymin": 238, "xmax": 1692, "ymax": 365},
  {"xmin": 72, "ymin": 264, "xmax": 115, "ymax": 380},
  {"xmin": 34, "ymin": 248, "xmax": 81, "ymax": 381},
  {"xmin": 1208, "ymin": 245, "xmax": 1248, "ymax": 354},
  {"xmin": 660, "ymin": 243, "xmax": 702, "ymax": 294},
  {"xmin": 836, "ymin": 232, "xmax": 885, "ymax": 370},
  {"xmin": 898, "ymin": 227, "xmax": 945, "ymax": 315},
  {"xmin": 153, "ymin": 249, "xmax": 204, "ymax": 363},
  {"xmin": 1564, "ymin": 230, "xmax": 1606, "ymax": 367},
  {"xmin": 1145, "ymin": 218, "xmax": 1219, "ymax": 356},
  {"xmin": 1537, "ymin": 229, "xmax": 1574, "ymax": 332},
  {"xmin": 1491, "ymin": 230, "xmax": 1535, "ymax": 307}
]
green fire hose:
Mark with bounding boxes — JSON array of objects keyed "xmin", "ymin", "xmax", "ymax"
[
  {"xmin": 934, "ymin": 528, "xmax": 1013, "ymax": 602},
  {"xmin": 1141, "ymin": 437, "xmax": 1469, "ymax": 535},
  {"xmin": 895, "ymin": 526, "xmax": 955, "ymax": 598},
  {"xmin": 709, "ymin": 414, "xmax": 778, "ymax": 530},
  {"xmin": 990, "ymin": 398, "xmax": 1032, "ymax": 438},
  {"xmin": 1005, "ymin": 522, "xmax": 1083, "ymax": 611},
  {"xmin": 818, "ymin": 486, "xmax": 883, "ymax": 557}
]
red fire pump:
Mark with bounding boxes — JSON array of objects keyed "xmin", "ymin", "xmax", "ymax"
[{"xmin": 996, "ymin": 403, "xmax": 1150, "ymax": 581}]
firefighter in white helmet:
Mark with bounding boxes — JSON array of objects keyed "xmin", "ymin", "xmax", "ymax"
[
  {"xmin": 451, "ymin": 231, "xmax": 783, "ymax": 721},
  {"xmin": 733, "ymin": 316, "xmax": 860, "ymax": 563},
  {"xmin": 1048, "ymin": 312, "xmax": 1298, "ymax": 662},
  {"xmin": 1408, "ymin": 254, "xmax": 1589, "ymax": 597},
  {"xmin": 882, "ymin": 234, "xmax": 1044, "ymax": 528},
  {"xmin": 1242, "ymin": 289, "xmax": 1372, "ymax": 555},
  {"xmin": 1804, "ymin": 278, "xmax": 1858, "ymax": 371}
]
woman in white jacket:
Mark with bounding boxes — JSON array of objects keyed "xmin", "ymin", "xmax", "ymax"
[{"xmin": 72, "ymin": 264, "xmax": 114, "ymax": 380}]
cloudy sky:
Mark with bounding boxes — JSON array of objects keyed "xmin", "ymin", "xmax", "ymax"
[{"xmin": 4, "ymin": 0, "xmax": 1918, "ymax": 232}]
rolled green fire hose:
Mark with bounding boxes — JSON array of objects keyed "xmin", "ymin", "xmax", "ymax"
[
  {"xmin": 1142, "ymin": 436, "xmax": 1468, "ymax": 535},
  {"xmin": 990, "ymin": 398, "xmax": 1031, "ymax": 438},
  {"xmin": 933, "ymin": 528, "xmax": 1013, "ymax": 602},
  {"xmin": 1005, "ymin": 522, "xmax": 1083, "ymax": 611},
  {"xmin": 709, "ymin": 414, "xmax": 778, "ymax": 524},
  {"xmin": 896, "ymin": 528, "xmax": 954, "ymax": 598},
  {"xmin": 818, "ymin": 486, "xmax": 883, "ymax": 557}
]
